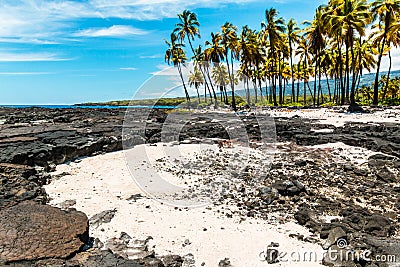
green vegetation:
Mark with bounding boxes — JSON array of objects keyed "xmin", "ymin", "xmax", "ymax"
[
  {"xmin": 77, "ymin": 97, "xmax": 187, "ymax": 107},
  {"xmin": 163, "ymin": 0, "xmax": 400, "ymax": 110},
  {"xmin": 356, "ymin": 75, "xmax": 400, "ymax": 105}
]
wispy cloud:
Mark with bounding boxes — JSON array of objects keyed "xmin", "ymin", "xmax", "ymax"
[
  {"xmin": 0, "ymin": 38, "xmax": 60, "ymax": 45},
  {"xmin": 0, "ymin": 0, "xmax": 266, "ymax": 44},
  {"xmin": 74, "ymin": 25, "xmax": 149, "ymax": 37},
  {"xmin": 120, "ymin": 67, "xmax": 138, "ymax": 71},
  {"xmin": 150, "ymin": 64, "xmax": 179, "ymax": 75},
  {"xmin": 0, "ymin": 72, "xmax": 53, "ymax": 75},
  {"xmin": 0, "ymin": 52, "xmax": 73, "ymax": 62},
  {"xmin": 140, "ymin": 54, "xmax": 163, "ymax": 59}
]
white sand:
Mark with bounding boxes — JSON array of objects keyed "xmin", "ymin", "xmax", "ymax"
[
  {"xmin": 265, "ymin": 107, "xmax": 400, "ymax": 127},
  {"xmin": 307, "ymin": 142, "xmax": 380, "ymax": 165},
  {"xmin": 43, "ymin": 107, "xmax": 400, "ymax": 265},
  {"xmin": 45, "ymin": 144, "xmax": 324, "ymax": 266}
]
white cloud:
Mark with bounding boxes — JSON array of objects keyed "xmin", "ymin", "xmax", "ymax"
[
  {"xmin": 74, "ymin": 25, "xmax": 149, "ymax": 37},
  {"xmin": 0, "ymin": 0, "xmax": 267, "ymax": 44},
  {"xmin": 120, "ymin": 67, "xmax": 138, "ymax": 71},
  {"xmin": 150, "ymin": 64, "xmax": 177, "ymax": 75},
  {"xmin": 0, "ymin": 72, "xmax": 53, "ymax": 75},
  {"xmin": 140, "ymin": 54, "xmax": 163, "ymax": 59},
  {"xmin": 0, "ymin": 52, "xmax": 73, "ymax": 62}
]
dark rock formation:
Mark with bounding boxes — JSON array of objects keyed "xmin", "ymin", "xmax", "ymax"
[
  {"xmin": 0, "ymin": 107, "xmax": 399, "ymax": 266},
  {"xmin": 0, "ymin": 201, "xmax": 89, "ymax": 263},
  {"xmin": 89, "ymin": 209, "xmax": 117, "ymax": 229},
  {"xmin": 0, "ymin": 163, "xmax": 48, "ymax": 209}
]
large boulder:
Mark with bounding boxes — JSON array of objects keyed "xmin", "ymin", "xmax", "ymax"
[{"xmin": 0, "ymin": 201, "xmax": 89, "ymax": 263}]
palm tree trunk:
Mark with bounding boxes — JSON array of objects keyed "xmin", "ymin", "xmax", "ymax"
[
  {"xmin": 246, "ymin": 78, "xmax": 251, "ymax": 105},
  {"xmin": 337, "ymin": 41, "xmax": 345, "ymax": 105},
  {"xmin": 373, "ymin": 36, "xmax": 386, "ymax": 106},
  {"xmin": 253, "ymin": 77, "xmax": 258, "ymax": 103},
  {"xmin": 278, "ymin": 57, "xmax": 283, "ymax": 105},
  {"xmin": 268, "ymin": 78, "xmax": 273, "ymax": 104},
  {"xmin": 383, "ymin": 49, "xmax": 392, "ymax": 100},
  {"xmin": 177, "ymin": 64, "xmax": 190, "ymax": 102},
  {"xmin": 196, "ymin": 86, "xmax": 200, "ymax": 104},
  {"xmin": 345, "ymin": 40, "xmax": 350, "ymax": 103},
  {"xmin": 225, "ymin": 50, "xmax": 236, "ymax": 110},
  {"xmin": 317, "ymin": 61, "xmax": 322, "ymax": 105},
  {"xmin": 303, "ymin": 60, "xmax": 307, "ymax": 106},
  {"xmin": 324, "ymin": 68, "xmax": 332, "ymax": 102},
  {"xmin": 350, "ymin": 37, "xmax": 357, "ymax": 106},
  {"xmin": 199, "ymin": 64, "xmax": 211, "ymax": 102},
  {"xmin": 230, "ymin": 50, "xmax": 237, "ymax": 109},
  {"xmin": 205, "ymin": 66, "xmax": 218, "ymax": 104},
  {"xmin": 272, "ymin": 74, "xmax": 278, "ymax": 106},
  {"xmin": 258, "ymin": 78, "xmax": 263, "ymax": 102},
  {"xmin": 313, "ymin": 55, "xmax": 318, "ymax": 106},
  {"xmin": 289, "ymin": 41, "xmax": 295, "ymax": 103}
]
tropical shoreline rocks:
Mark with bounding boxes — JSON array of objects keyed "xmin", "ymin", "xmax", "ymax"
[{"xmin": 0, "ymin": 106, "xmax": 399, "ymax": 266}]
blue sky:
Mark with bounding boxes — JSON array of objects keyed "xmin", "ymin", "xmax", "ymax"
[{"xmin": 0, "ymin": 0, "xmax": 331, "ymax": 104}]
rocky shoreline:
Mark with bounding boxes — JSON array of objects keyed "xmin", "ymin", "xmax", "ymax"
[{"xmin": 0, "ymin": 106, "xmax": 399, "ymax": 266}]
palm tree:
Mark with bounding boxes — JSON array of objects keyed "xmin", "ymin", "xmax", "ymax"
[
  {"xmin": 354, "ymin": 39, "xmax": 377, "ymax": 93},
  {"xmin": 320, "ymin": 48, "xmax": 334, "ymax": 102},
  {"xmin": 372, "ymin": 10, "xmax": 400, "ymax": 100},
  {"xmin": 193, "ymin": 45, "xmax": 216, "ymax": 103},
  {"xmin": 286, "ymin": 18, "xmax": 301, "ymax": 103},
  {"xmin": 296, "ymin": 37, "xmax": 313, "ymax": 105},
  {"xmin": 212, "ymin": 65, "xmax": 230, "ymax": 104},
  {"xmin": 188, "ymin": 66, "xmax": 204, "ymax": 104},
  {"xmin": 371, "ymin": 0, "xmax": 400, "ymax": 105},
  {"xmin": 221, "ymin": 22, "xmax": 239, "ymax": 110},
  {"xmin": 165, "ymin": 33, "xmax": 190, "ymax": 102},
  {"xmin": 262, "ymin": 8, "xmax": 285, "ymax": 106},
  {"xmin": 204, "ymin": 32, "xmax": 225, "ymax": 64},
  {"xmin": 328, "ymin": 0, "xmax": 371, "ymax": 106},
  {"xmin": 174, "ymin": 10, "xmax": 201, "ymax": 55},
  {"xmin": 204, "ymin": 32, "xmax": 225, "ymax": 105},
  {"xmin": 304, "ymin": 6, "xmax": 326, "ymax": 106}
]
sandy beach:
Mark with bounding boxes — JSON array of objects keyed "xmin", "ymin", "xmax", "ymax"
[
  {"xmin": 43, "ymin": 107, "xmax": 400, "ymax": 266},
  {"xmin": 45, "ymin": 143, "xmax": 325, "ymax": 266},
  {"xmin": 1, "ymin": 106, "xmax": 399, "ymax": 266}
]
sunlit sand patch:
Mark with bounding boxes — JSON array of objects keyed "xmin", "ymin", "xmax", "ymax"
[{"xmin": 45, "ymin": 143, "xmax": 324, "ymax": 266}]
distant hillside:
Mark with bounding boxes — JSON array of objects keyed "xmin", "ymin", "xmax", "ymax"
[{"xmin": 76, "ymin": 97, "xmax": 187, "ymax": 107}]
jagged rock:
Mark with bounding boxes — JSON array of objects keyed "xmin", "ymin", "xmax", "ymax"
[
  {"xmin": 1, "ymin": 107, "xmax": 400, "ymax": 266},
  {"xmin": 0, "ymin": 201, "xmax": 89, "ymax": 263},
  {"xmin": 258, "ymin": 187, "xmax": 279, "ymax": 204},
  {"xmin": 322, "ymin": 227, "xmax": 347, "ymax": 249},
  {"xmin": 119, "ymin": 232, "xmax": 132, "ymax": 244},
  {"xmin": 294, "ymin": 208, "xmax": 321, "ymax": 233},
  {"xmin": 218, "ymin": 258, "xmax": 233, "ymax": 267},
  {"xmin": 160, "ymin": 255, "xmax": 184, "ymax": 267},
  {"xmin": 375, "ymin": 167, "xmax": 396, "ymax": 183},
  {"xmin": 58, "ymin": 199, "xmax": 76, "ymax": 210},
  {"xmin": 271, "ymin": 180, "xmax": 305, "ymax": 196},
  {"xmin": 364, "ymin": 214, "xmax": 393, "ymax": 237},
  {"xmin": 67, "ymin": 250, "xmax": 142, "ymax": 267},
  {"xmin": 0, "ymin": 163, "xmax": 47, "ymax": 209},
  {"xmin": 89, "ymin": 209, "xmax": 117, "ymax": 228},
  {"xmin": 106, "ymin": 236, "xmax": 154, "ymax": 261},
  {"xmin": 93, "ymin": 238, "xmax": 104, "ymax": 249},
  {"xmin": 347, "ymin": 104, "xmax": 364, "ymax": 113}
]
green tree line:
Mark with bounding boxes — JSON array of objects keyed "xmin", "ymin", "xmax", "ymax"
[{"xmin": 165, "ymin": 0, "xmax": 400, "ymax": 110}]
